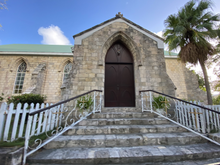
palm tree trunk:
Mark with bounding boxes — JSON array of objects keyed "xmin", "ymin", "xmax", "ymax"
[{"xmin": 199, "ymin": 60, "xmax": 213, "ymax": 105}]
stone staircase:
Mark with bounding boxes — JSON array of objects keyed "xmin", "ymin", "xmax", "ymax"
[{"xmin": 27, "ymin": 108, "xmax": 220, "ymax": 165}]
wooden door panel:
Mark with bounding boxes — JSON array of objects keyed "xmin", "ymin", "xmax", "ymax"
[
  {"xmin": 105, "ymin": 88, "xmax": 118, "ymax": 107},
  {"xmin": 105, "ymin": 42, "xmax": 135, "ymax": 107},
  {"xmin": 119, "ymin": 88, "xmax": 135, "ymax": 107},
  {"xmin": 105, "ymin": 64, "xmax": 119, "ymax": 107},
  {"xmin": 105, "ymin": 65, "xmax": 118, "ymax": 87},
  {"xmin": 119, "ymin": 65, "xmax": 134, "ymax": 87}
]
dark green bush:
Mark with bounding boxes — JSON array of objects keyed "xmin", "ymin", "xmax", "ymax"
[
  {"xmin": 7, "ymin": 94, "xmax": 47, "ymax": 108},
  {"xmin": 76, "ymin": 95, "xmax": 93, "ymax": 113},
  {"xmin": 152, "ymin": 95, "xmax": 170, "ymax": 109}
]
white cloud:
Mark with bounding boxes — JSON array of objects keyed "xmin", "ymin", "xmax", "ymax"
[
  {"xmin": 155, "ymin": 31, "xmax": 163, "ymax": 38},
  {"xmin": 38, "ymin": 25, "xmax": 71, "ymax": 45}
]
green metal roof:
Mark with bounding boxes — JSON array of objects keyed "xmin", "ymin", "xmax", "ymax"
[
  {"xmin": 0, "ymin": 44, "xmax": 178, "ymax": 56},
  {"xmin": 0, "ymin": 44, "xmax": 73, "ymax": 53},
  {"xmin": 164, "ymin": 51, "xmax": 178, "ymax": 56}
]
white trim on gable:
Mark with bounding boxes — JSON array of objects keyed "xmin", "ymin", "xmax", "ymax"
[
  {"xmin": 164, "ymin": 56, "xmax": 178, "ymax": 59},
  {"xmin": 74, "ymin": 18, "xmax": 164, "ymax": 49}
]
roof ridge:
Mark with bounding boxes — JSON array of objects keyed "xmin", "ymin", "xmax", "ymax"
[{"xmin": 73, "ymin": 15, "xmax": 164, "ymax": 41}]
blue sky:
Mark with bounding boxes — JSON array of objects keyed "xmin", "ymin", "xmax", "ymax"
[{"xmin": 1, "ymin": 0, "xmax": 220, "ymax": 45}]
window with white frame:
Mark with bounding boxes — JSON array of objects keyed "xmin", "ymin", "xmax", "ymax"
[
  {"xmin": 14, "ymin": 62, "xmax": 27, "ymax": 94},
  {"xmin": 63, "ymin": 63, "xmax": 72, "ymax": 81}
]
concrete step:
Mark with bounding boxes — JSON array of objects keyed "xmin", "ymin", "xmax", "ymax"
[
  {"xmin": 65, "ymin": 124, "xmax": 187, "ymax": 135},
  {"xmin": 44, "ymin": 132, "xmax": 206, "ymax": 149},
  {"xmin": 78, "ymin": 118, "xmax": 170, "ymax": 126},
  {"xmin": 102, "ymin": 108, "xmax": 141, "ymax": 113},
  {"xmin": 27, "ymin": 143, "xmax": 220, "ymax": 164},
  {"xmin": 28, "ymin": 157, "xmax": 220, "ymax": 165},
  {"xmin": 91, "ymin": 112, "xmax": 156, "ymax": 119}
]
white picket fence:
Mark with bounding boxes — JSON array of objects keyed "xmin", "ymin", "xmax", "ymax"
[
  {"xmin": 0, "ymin": 102, "xmax": 64, "ymax": 142},
  {"xmin": 175, "ymin": 101, "xmax": 220, "ymax": 133}
]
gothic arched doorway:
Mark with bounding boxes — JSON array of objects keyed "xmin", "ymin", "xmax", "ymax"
[{"xmin": 105, "ymin": 42, "xmax": 135, "ymax": 107}]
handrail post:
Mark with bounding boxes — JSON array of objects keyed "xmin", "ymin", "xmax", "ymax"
[
  {"xmin": 23, "ymin": 115, "xmax": 33, "ymax": 165},
  {"xmin": 150, "ymin": 91, "xmax": 153, "ymax": 113},
  {"xmin": 141, "ymin": 92, "xmax": 143, "ymax": 112},
  {"xmin": 22, "ymin": 89, "xmax": 103, "ymax": 164},
  {"xmin": 93, "ymin": 91, "xmax": 96, "ymax": 113},
  {"xmin": 99, "ymin": 92, "xmax": 102, "ymax": 112}
]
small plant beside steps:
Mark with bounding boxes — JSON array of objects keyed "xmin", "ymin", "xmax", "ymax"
[
  {"xmin": 152, "ymin": 95, "xmax": 170, "ymax": 115},
  {"xmin": 76, "ymin": 95, "xmax": 94, "ymax": 116}
]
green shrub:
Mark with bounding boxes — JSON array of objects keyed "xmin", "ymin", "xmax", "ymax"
[
  {"xmin": 152, "ymin": 95, "xmax": 170, "ymax": 109},
  {"xmin": 76, "ymin": 95, "xmax": 93, "ymax": 113},
  {"xmin": 7, "ymin": 94, "xmax": 47, "ymax": 108},
  {"xmin": 0, "ymin": 93, "xmax": 4, "ymax": 101},
  {"xmin": 213, "ymin": 95, "xmax": 220, "ymax": 105}
]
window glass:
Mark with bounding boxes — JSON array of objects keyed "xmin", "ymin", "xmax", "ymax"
[{"xmin": 14, "ymin": 62, "xmax": 27, "ymax": 94}]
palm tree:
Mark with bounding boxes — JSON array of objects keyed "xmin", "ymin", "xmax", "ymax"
[{"xmin": 163, "ymin": 0, "xmax": 220, "ymax": 105}]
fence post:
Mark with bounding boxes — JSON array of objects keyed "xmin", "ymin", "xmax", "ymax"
[
  {"xmin": 3, "ymin": 103, "xmax": 14, "ymax": 141},
  {"xmin": 23, "ymin": 114, "xmax": 33, "ymax": 165},
  {"xmin": 18, "ymin": 103, "xmax": 29, "ymax": 138},
  {"xmin": 0, "ymin": 102, "xmax": 7, "ymax": 141},
  {"xmin": 11, "ymin": 103, "xmax": 22, "ymax": 141}
]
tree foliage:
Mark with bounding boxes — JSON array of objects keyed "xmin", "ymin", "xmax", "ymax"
[
  {"xmin": 213, "ymin": 95, "xmax": 220, "ymax": 105},
  {"xmin": 163, "ymin": 0, "xmax": 220, "ymax": 104},
  {"xmin": 195, "ymin": 72, "xmax": 207, "ymax": 91},
  {"xmin": 0, "ymin": 0, "xmax": 7, "ymax": 28},
  {"xmin": 0, "ymin": 0, "xmax": 7, "ymax": 10}
]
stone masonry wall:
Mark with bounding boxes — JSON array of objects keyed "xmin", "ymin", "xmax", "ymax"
[
  {"xmin": 0, "ymin": 55, "xmax": 72, "ymax": 103},
  {"xmin": 165, "ymin": 58, "xmax": 207, "ymax": 102},
  {"xmin": 23, "ymin": 63, "xmax": 46, "ymax": 94},
  {"xmin": 184, "ymin": 67, "xmax": 207, "ymax": 103},
  {"xmin": 63, "ymin": 21, "xmax": 176, "ymax": 108},
  {"xmin": 165, "ymin": 58, "xmax": 188, "ymax": 99}
]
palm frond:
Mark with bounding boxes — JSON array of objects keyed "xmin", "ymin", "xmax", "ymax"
[{"xmin": 163, "ymin": 0, "xmax": 219, "ymax": 64}]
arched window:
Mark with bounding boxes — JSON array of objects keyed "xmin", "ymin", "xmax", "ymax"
[
  {"xmin": 63, "ymin": 63, "xmax": 72, "ymax": 81},
  {"xmin": 14, "ymin": 62, "xmax": 27, "ymax": 94}
]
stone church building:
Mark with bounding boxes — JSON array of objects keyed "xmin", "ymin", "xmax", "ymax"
[{"xmin": 0, "ymin": 13, "xmax": 206, "ymax": 106}]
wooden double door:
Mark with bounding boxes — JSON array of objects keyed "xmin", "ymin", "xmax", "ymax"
[{"xmin": 105, "ymin": 42, "xmax": 135, "ymax": 107}]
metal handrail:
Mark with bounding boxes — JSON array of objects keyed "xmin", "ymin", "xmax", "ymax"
[
  {"xmin": 23, "ymin": 89, "xmax": 103, "ymax": 165},
  {"xmin": 139, "ymin": 90, "xmax": 219, "ymax": 114},
  {"xmin": 30, "ymin": 89, "xmax": 102, "ymax": 116}
]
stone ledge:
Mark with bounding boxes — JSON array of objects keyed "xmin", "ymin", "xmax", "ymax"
[
  {"xmin": 65, "ymin": 124, "xmax": 187, "ymax": 135},
  {"xmin": 44, "ymin": 132, "xmax": 206, "ymax": 149},
  {"xmin": 28, "ymin": 143, "xmax": 220, "ymax": 164},
  {"xmin": 0, "ymin": 147, "xmax": 23, "ymax": 165}
]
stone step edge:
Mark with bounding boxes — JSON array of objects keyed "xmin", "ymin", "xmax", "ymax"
[
  {"xmin": 70, "ymin": 123, "xmax": 184, "ymax": 129},
  {"xmin": 65, "ymin": 124, "xmax": 188, "ymax": 135},
  {"xmin": 27, "ymin": 158, "xmax": 220, "ymax": 165},
  {"xmin": 28, "ymin": 157, "xmax": 220, "ymax": 165},
  {"xmin": 83, "ymin": 118, "xmax": 168, "ymax": 121},
  {"xmin": 28, "ymin": 143, "xmax": 220, "ymax": 164},
  {"xmin": 92, "ymin": 112, "xmax": 152, "ymax": 114},
  {"xmin": 91, "ymin": 113, "xmax": 156, "ymax": 119},
  {"xmin": 78, "ymin": 117, "xmax": 170, "ymax": 126},
  {"xmin": 44, "ymin": 132, "xmax": 207, "ymax": 149},
  {"xmin": 50, "ymin": 132, "xmax": 205, "ymax": 141}
]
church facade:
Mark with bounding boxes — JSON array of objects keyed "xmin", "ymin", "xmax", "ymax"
[{"xmin": 0, "ymin": 13, "xmax": 206, "ymax": 106}]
